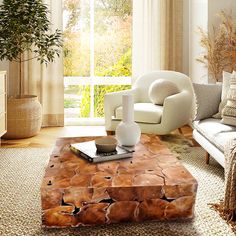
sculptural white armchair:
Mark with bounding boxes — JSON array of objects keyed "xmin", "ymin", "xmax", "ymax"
[{"xmin": 104, "ymin": 70, "xmax": 194, "ymax": 135}]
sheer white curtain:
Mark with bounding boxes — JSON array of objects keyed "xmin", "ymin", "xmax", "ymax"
[
  {"xmin": 9, "ymin": 0, "xmax": 64, "ymax": 127},
  {"xmin": 132, "ymin": 0, "xmax": 183, "ymax": 79}
]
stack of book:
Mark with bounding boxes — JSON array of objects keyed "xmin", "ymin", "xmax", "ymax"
[{"xmin": 70, "ymin": 140, "xmax": 134, "ymax": 163}]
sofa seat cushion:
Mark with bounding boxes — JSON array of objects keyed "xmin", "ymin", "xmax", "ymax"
[
  {"xmin": 115, "ymin": 103, "xmax": 163, "ymax": 124},
  {"xmin": 193, "ymin": 118, "xmax": 236, "ymax": 152}
]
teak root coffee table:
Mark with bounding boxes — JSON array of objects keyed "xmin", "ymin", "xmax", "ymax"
[{"xmin": 41, "ymin": 134, "xmax": 198, "ymax": 227}]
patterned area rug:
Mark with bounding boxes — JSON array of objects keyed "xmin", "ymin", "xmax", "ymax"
[
  {"xmin": 0, "ymin": 141, "xmax": 235, "ymax": 235},
  {"xmin": 160, "ymin": 134, "xmax": 194, "ymax": 155}
]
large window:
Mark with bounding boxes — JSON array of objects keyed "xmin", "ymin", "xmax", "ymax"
[{"xmin": 63, "ymin": 0, "xmax": 132, "ymax": 124}]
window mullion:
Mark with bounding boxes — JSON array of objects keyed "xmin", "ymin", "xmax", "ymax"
[{"xmin": 90, "ymin": 0, "xmax": 95, "ymax": 118}]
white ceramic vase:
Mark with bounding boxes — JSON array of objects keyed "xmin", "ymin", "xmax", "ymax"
[{"xmin": 115, "ymin": 94, "xmax": 141, "ymax": 146}]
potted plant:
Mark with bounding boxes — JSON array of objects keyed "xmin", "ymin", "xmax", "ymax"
[
  {"xmin": 0, "ymin": 0, "xmax": 62, "ymax": 139},
  {"xmin": 197, "ymin": 10, "xmax": 236, "ymax": 82}
]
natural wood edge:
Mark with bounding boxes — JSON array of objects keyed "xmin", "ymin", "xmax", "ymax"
[
  {"xmin": 191, "ymin": 139, "xmax": 201, "ymax": 147},
  {"xmin": 178, "ymin": 128, "xmax": 183, "ymax": 135},
  {"xmin": 205, "ymin": 152, "xmax": 210, "ymax": 165},
  {"xmin": 106, "ymin": 130, "xmax": 115, "ymax": 135}
]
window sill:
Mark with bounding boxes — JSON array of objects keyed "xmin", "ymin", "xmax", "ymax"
[{"xmin": 65, "ymin": 117, "xmax": 105, "ymax": 126}]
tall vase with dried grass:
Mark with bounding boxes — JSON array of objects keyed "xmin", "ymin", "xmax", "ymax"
[
  {"xmin": 0, "ymin": 0, "xmax": 62, "ymax": 139},
  {"xmin": 197, "ymin": 10, "xmax": 236, "ymax": 82}
]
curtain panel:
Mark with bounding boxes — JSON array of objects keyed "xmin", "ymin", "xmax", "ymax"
[
  {"xmin": 9, "ymin": 0, "xmax": 64, "ymax": 127},
  {"xmin": 132, "ymin": 0, "xmax": 183, "ymax": 79}
]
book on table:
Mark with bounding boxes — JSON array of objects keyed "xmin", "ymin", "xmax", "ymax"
[{"xmin": 70, "ymin": 140, "xmax": 134, "ymax": 163}]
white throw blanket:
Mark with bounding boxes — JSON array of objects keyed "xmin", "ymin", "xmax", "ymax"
[{"xmin": 224, "ymin": 139, "xmax": 236, "ymax": 221}]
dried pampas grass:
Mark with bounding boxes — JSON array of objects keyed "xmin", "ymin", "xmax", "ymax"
[{"xmin": 197, "ymin": 11, "xmax": 236, "ymax": 82}]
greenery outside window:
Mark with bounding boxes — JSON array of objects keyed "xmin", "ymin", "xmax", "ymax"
[{"xmin": 63, "ymin": 0, "xmax": 132, "ymax": 124}]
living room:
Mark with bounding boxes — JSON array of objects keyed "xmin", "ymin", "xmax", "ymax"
[{"xmin": 0, "ymin": 0, "xmax": 236, "ymax": 235}]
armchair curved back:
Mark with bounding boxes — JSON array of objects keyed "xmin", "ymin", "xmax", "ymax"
[{"xmin": 133, "ymin": 70, "xmax": 194, "ymax": 102}]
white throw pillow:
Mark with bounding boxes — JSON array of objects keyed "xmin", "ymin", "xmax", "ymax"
[
  {"xmin": 222, "ymin": 71, "xmax": 236, "ymax": 126},
  {"xmin": 213, "ymin": 71, "xmax": 234, "ymax": 118},
  {"xmin": 148, "ymin": 79, "xmax": 179, "ymax": 105},
  {"xmin": 222, "ymin": 71, "xmax": 232, "ymax": 100}
]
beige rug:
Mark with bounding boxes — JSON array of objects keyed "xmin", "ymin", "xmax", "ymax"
[{"xmin": 0, "ymin": 145, "xmax": 235, "ymax": 236}]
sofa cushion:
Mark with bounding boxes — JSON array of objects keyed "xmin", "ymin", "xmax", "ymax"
[
  {"xmin": 213, "ymin": 71, "xmax": 234, "ymax": 118},
  {"xmin": 193, "ymin": 83, "xmax": 221, "ymax": 120},
  {"xmin": 222, "ymin": 71, "xmax": 236, "ymax": 126},
  {"xmin": 193, "ymin": 118, "xmax": 236, "ymax": 152},
  {"xmin": 115, "ymin": 103, "xmax": 163, "ymax": 124}
]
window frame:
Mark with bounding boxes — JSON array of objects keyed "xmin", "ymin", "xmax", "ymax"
[{"xmin": 64, "ymin": 0, "xmax": 132, "ymax": 124}]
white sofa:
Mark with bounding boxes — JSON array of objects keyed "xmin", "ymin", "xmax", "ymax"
[
  {"xmin": 105, "ymin": 70, "xmax": 194, "ymax": 135},
  {"xmin": 192, "ymin": 84, "xmax": 236, "ymax": 168},
  {"xmin": 193, "ymin": 119, "xmax": 236, "ymax": 167}
]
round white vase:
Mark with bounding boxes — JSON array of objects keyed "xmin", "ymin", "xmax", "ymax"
[{"xmin": 115, "ymin": 94, "xmax": 141, "ymax": 146}]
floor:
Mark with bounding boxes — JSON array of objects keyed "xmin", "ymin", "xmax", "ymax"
[{"xmin": 0, "ymin": 125, "xmax": 193, "ymax": 148}]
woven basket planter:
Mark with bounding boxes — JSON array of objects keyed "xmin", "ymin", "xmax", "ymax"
[{"xmin": 3, "ymin": 95, "xmax": 42, "ymax": 139}]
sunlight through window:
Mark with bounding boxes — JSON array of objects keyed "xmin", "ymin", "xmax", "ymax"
[{"xmin": 63, "ymin": 0, "xmax": 132, "ymax": 125}]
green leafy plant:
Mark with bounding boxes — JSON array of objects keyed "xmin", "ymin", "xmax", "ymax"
[
  {"xmin": 64, "ymin": 98, "xmax": 78, "ymax": 108},
  {"xmin": 80, "ymin": 49, "xmax": 132, "ymax": 117},
  {"xmin": 0, "ymin": 0, "xmax": 62, "ymax": 95}
]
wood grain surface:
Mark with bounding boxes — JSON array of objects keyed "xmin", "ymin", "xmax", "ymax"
[{"xmin": 41, "ymin": 134, "xmax": 198, "ymax": 227}]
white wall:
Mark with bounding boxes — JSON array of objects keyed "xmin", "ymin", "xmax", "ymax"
[
  {"xmin": 208, "ymin": 0, "xmax": 236, "ymax": 29},
  {"xmin": 188, "ymin": 0, "xmax": 208, "ymax": 83}
]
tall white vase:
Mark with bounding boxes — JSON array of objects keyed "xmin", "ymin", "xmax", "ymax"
[{"xmin": 115, "ymin": 94, "xmax": 141, "ymax": 146}]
